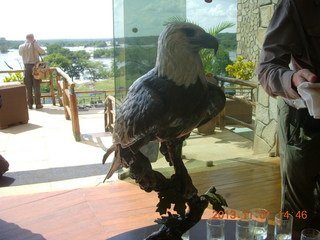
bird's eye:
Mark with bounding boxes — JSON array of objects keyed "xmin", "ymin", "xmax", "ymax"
[{"xmin": 181, "ymin": 28, "xmax": 196, "ymax": 37}]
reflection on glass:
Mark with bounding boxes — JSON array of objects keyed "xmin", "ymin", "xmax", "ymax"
[
  {"xmin": 112, "ymin": 0, "xmax": 237, "ymax": 103},
  {"xmin": 113, "ymin": 0, "xmax": 187, "ymax": 102}
]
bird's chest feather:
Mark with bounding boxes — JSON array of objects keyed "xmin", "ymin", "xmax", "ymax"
[{"xmin": 149, "ymin": 77, "xmax": 209, "ymax": 139}]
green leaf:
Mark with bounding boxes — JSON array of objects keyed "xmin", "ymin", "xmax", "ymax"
[
  {"xmin": 207, "ymin": 21, "xmax": 235, "ymax": 36},
  {"xmin": 163, "ymin": 17, "xmax": 196, "ymax": 26},
  {"xmin": 203, "ymin": 187, "xmax": 228, "ymax": 213}
]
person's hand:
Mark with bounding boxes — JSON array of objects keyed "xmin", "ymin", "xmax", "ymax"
[{"xmin": 292, "ymin": 69, "xmax": 317, "ymax": 88}]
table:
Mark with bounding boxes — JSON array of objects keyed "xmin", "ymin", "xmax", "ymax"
[
  {"xmin": 0, "ymin": 84, "xmax": 28, "ymax": 129},
  {"xmin": 108, "ymin": 219, "xmax": 275, "ymax": 240}
]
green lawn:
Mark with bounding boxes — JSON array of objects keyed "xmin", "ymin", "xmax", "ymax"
[{"xmin": 75, "ymin": 78, "xmax": 115, "ymax": 92}]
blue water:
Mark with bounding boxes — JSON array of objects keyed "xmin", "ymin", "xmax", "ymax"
[{"xmin": 0, "ymin": 47, "xmax": 112, "ymax": 83}]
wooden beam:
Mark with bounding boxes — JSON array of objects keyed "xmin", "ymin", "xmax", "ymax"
[
  {"xmin": 226, "ymin": 95, "xmax": 256, "ymax": 107},
  {"xmin": 0, "ymin": 70, "xmax": 24, "ymax": 74},
  {"xmin": 69, "ymin": 92, "xmax": 81, "ymax": 141},
  {"xmin": 216, "ymin": 76, "xmax": 258, "ymax": 88},
  {"xmin": 223, "ymin": 115, "xmax": 255, "ymax": 130},
  {"xmin": 56, "ymin": 76, "xmax": 63, "ymax": 106},
  {"xmin": 49, "ymin": 71, "xmax": 56, "ymax": 106},
  {"xmin": 55, "ymin": 67, "xmax": 75, "ymax": 88}
]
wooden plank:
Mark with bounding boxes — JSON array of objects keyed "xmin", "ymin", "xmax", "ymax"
[
  {"xmin": 56, "ymin": 77, "xmax": 63, "ymax": 106},
  {"xmin": 216, "ymin": 76, "xmax": 258, "ymax": 88},
  {"xmin": 223, "ymin": 115, "xmax": 255, "ymax": 129},
  {"xmin": 57, "ymin": 80, "xmax": 69, "ymax": 119},
  {"xmin": 0, "ymin": 158, "xmax": 281, "ymax": 240},
  {"xmin": 226, "ymin": 95, "xmax": 256, "ymax": 106},
  {"xmin": 65, "ymin": 105, "xmax": 72, "ymax": 120},
  {"xmin": 49, "ymin": 71, "xmax": 56, "ymax": 106},
  {"xmin": 76, "ymin": 90, "xmax": 109, "ymax": 94},
  {"xmin": 55, "ymin": 68, "xmax": 74, "ymax": 88},
  {"xmin": 0, "ymin": 70, "xmax": 24, "ymax": 74},
  {"xmin": 69, "ymin": 92, "xmax": 81, "ymax": 141}
]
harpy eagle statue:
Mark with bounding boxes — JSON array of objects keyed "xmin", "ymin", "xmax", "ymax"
[{"xmin": 103, "ymin": 22, "xmax": 226, "ymax": 200}]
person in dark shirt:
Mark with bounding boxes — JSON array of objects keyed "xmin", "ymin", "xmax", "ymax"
[{"xmin": 258, "ymin": 0, "xmax": 320, "ymax": 232}]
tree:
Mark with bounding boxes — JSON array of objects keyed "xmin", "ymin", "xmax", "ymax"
[
  {"xmin": 0, "ymin": 46, "xmax": 8, "ymax": 53},
  {"xmin": 84, "ymin": 61, "xmax": 109, "ymax": 81},
  {"xmin": 44, "ymin": 53, "xmax": 72, "ymax": 71},
  {"xmin": 0, "ymin": 37, "xmax": 7, "ymax": 47},
  {"xmin": 46, "ymin": 43, "xmax": 64, "ymax": 55},
  {"xmin": 118, "ymin": 45, "xmax": 157, "ymax": 82},
  {"xmin": 211, "ymin": 46, "xmax": 233, "ymax": 76},
  {"xmin": 0, "ymin": 37, "xmax": 9, "ymax": 53},
  {"xmin": 96, "ymin": 41, "xmax": 107, "ymax": 48},
  {"xmin": 68, "ymin": 50, "xmax": 90, "ymax": 79},
  {"xmin": 45, "ymin": 44, "xmax": 91, "ymax": 79},
  {"xmin": 200, "ymin": 22, "xmax": 235, "ymax": 74}
]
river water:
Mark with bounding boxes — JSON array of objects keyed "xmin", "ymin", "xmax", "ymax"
[{"xmin": 0, "ymin": 47, "xmax": 113, "ymax": 83}]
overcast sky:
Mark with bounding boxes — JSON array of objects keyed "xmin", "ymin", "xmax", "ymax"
[
  {"xmin": 1, "ymin": 0, "xmax": 114, "ymax": 40},
  {"xmin": 1, "ymin": 0, "xmax": 236, "ymax": 40},
  {"xmin": 187, "ymin": 0, "xmax": 237, "ymax": 32}
]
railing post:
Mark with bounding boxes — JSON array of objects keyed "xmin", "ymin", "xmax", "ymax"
[
  {"xmin": 56, "ymin": 74, "xmax": 63, "ymax": 107},
  {"xmin": 49, "ymin": 70, "xmax": 56, "ymax": 106},
  {"xmin": 69, "ymin": 86, "xmax": 81, "ymax": 141},
  {"xmin": 57, "ymin": 75, "xmax": 70, "ymax": 120}
]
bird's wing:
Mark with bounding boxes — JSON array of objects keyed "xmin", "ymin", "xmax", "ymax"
[
  {"xmin": 197, "ymin": 82, "xmax": 226, "ymax": 127},
  {"xmin": 113, "ymin": 70, "xmax": 166, "ymax": 149}
]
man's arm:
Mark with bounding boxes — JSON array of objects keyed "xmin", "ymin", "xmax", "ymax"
[
  {"xmin": 18, "ymin": 44, "xmax": 24, "ymax": 56},
  {"xmin": 258, "ymin": 0, "xmax": 302, "ymax": 99},
  {"xmin": 33, "ymin": 41, "xmax": 46, "ymax": 55}
]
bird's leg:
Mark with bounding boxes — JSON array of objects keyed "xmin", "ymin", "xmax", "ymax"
[
  {"xmin": 160, "ymin": 142, "xmax": 172, "ymax": 166},
  {"xmin": 128, "ymin": 151, "xmax": 169, "ymax": 193},
  {"xmin": 166, "ymin": 140, "xmax": 198, "ymax": 199}
]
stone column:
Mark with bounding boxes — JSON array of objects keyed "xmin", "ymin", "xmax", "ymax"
[{"xmin": 237, "ymin": 0, "xmax": 280, "ymax": 155}]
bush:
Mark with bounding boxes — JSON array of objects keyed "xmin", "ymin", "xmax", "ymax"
[
  {"xmin": 3, "ymin": 73, "xmax": 24, "ymax": 83},
  {"xmin": 225, "ymin": 56, "xmax": 255, "ymax": 80}
]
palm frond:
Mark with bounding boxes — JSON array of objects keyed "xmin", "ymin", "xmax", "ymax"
[
  {"xmin": 163, "ymin": 16, "xmax": 196, "ymax": 26},
  {"xmin": 207, "ymin": 22, "xmax": 235, "ymax": 36}
]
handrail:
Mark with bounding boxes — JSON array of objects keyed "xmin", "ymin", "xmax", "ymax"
[
  {"xmin": 54, "ymin": 67, "xmax": 75, "ymax": 88},
  {"xmin": 52, "ymin": 67, "xmax": 80, "ymax": 141},
  {"xmin": 0, "ymin": 70, "xmax": 25, "ymax": 74},
  {"xmin": 215, "ymin": 76, "xmax": 258, "ymax": 130},
  {"xmin": 215, "ymin": 76, "xmax": 258, "ymax": 88}
]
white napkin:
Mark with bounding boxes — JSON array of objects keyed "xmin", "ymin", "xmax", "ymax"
[{"xmin": 297, "ymin": 82, "xmax": 320, "ymax": 119}]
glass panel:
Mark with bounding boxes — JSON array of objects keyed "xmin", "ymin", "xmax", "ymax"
[
  {"xmin": 113, "ymin": 0, "xmax": 187, "ymax": 102},
  {"xmin": 187, "ymin": 0, "xmax": 237, "ymax": 77},
  {"xmin": 113, "ymin": 0, "xmax": 237, "ymax": 100}
]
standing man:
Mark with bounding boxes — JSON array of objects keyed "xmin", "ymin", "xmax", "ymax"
[
  {"xmin": 258, "ymin": 0, "xmax": 320, "ymax": 232},
  {"xmin": 19, "ymin": 34, "xmax": 45, "ymax": 109}
]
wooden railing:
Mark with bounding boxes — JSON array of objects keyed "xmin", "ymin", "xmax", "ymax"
[
  {"xmin": 54, "ymin": 68, "xmax": 81, "ymax": 141},
  {"xmin": 0, "ymin": 68, "xmax": 81, "ymax": 141},
  {"xmin": 1, "ymin": 68, "xmax": 257, "ymax": 139},
  {"xmin": 215, "ymin": 76, "xmax": 258, "ymax": 130}
]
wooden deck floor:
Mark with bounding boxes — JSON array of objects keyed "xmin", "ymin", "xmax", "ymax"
[{"xmin": 0, "ymin": 157, "xmax": 280, "ymax": 240}]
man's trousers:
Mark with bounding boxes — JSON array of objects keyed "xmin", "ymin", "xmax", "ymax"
[{"xmin": 278, "ymin": 97, "xmax": 320, "ymax": 231}]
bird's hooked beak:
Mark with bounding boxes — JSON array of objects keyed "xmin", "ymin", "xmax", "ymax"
[{"xmin": 198, "ymin": 32, "xmax": 219, "ymax": 54}]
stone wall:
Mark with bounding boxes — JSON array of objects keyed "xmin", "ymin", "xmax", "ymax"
[{"xmin": 237, "ymin": 0, "xmax": 280, "ymax": 154}]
